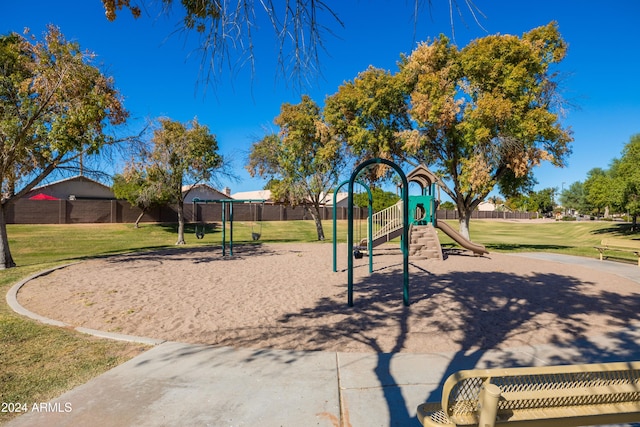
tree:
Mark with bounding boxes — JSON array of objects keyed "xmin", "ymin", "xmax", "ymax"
[
  {"xmin": 397, "ymin": 22, "xmax": 572, "ymax": 238},
  {"xmin": 529, "ymin": 188, "xmax": 556, "ymax": 216},
  {"xmin": 112, "ymin": 164, "xmax": 171, "ymax": 227},
  {"xmin": 353, "ymin": 187, "xmax": 400, "ymax": 212},
  {"xmin": 101, "ymin": 0, "xmax": 485, "ymax": 87},
  {"xmin": 324, "ymin": 66, "xmax": 411, "ymax": 173},
  {"xmin": 610, "ymin": 134, "xmax": 640, "ymax": 230},
  {"xmin": 325, "ymin": 23, "xmax": 572, "ymax": 239},
  {"xmin": 439, "ymin": 200, "xmax": 456, "ymax": 210},
  {"xmin": 583, "ymin": 168, "xmax": 612, "ymax": 217},
  {"xmin": 504, "ymin": 194, "xmax": 530, "ymax": 212},
  {"xmin": 132, "ymin": 118, "xmax": 224, "ymax": 244},
  {"xmin": 559, "ymin": 181, "xmax": 586, "ymax": 214},
  {"xmin": 0, "ymin": 27, "xmax": 128, "ymax": 269},
  {"xmin": 247, "ymin": 95, "xmax": 343, "ymax": 240}
]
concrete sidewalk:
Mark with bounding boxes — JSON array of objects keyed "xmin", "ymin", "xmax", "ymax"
[{"xmin": 6, "ymin": 254, "xmax": 640, "ymax": 427}]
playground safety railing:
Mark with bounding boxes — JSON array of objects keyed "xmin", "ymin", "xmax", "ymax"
[{"xmin": 368, "ymin": 202, "xmax": 404, "ymax": 243}]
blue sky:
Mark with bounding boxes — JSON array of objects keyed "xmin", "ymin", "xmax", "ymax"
[{"xmin": 3, "ymin": 1, "xmax": 640, "ymax": 198}]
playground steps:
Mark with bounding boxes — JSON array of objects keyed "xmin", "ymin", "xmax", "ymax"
[{"xmin": 409, "ymin": 224, "xmax": 443, "ymax": 261}]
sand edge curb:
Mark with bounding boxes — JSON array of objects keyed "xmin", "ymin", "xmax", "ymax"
[{"xmin": 6, "ymin": 263, "xmax": 164, "ymax": 346}]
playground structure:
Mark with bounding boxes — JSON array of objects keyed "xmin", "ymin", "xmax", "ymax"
[
  {"xmin": 340, "ymin": 159, "xmax": 489, "ymax": 307},
  {"xmin": 192, "ymin": 198, "xmax": 266, "ymax": 256},
  {"xmin": 355, "ymin": 164, "xmax": 488, "ymax": 260}
]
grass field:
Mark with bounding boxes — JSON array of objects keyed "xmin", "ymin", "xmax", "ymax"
[{"xmin": 1, "ymin": 219, "xmax": 639, "ymax": 423}]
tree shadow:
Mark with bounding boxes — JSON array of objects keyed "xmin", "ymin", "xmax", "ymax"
[
  {"xmin": 212, "ymin": 253, "xmax": 640, "ymax": 425},
  {"xmin": 485, "ymin": 243, "xmax": 571, "ymax": 251},
  {"xmin": 99, "ymin": 242, "xmax": 276, "ymax": 265},
  {"xmin": 590, "ymin": 223, "xmax": 639, "ymax": 236}
]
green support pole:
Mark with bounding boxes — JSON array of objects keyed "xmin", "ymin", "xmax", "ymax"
[
  {"xmin": 347, "ymin": 158, "xmax": 409, "ymax": 306},
  {"xmin": 347, "ymin": 184, "xmax": 354, "ymax": 306},
  {"xmin": 213, "ymin": 199, "xmax": 266, "ymax": 257},
  {"xmin": 332, "ymin": 189, "xmax": 339, "ymax": 273},
  {"xmin": 333, "ymin": 180, "xmax": 372, "ymax": 273},
  {"xmin": 221, "ymin": 201, "xmax": 227, "ymax": 256},
  {"xmin": 229, "ymin": 202, "xmax": 234, "ymax": 256},
  {"xmin": 431, "ymin": 183, "xmax": 437, "ymax": 226},
  {"xmin": 367, "ymin": 200, "xmax": 373, "ymax": 274}
]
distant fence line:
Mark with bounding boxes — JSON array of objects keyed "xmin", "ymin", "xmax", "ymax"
[
  {"xmin": 436, "ymin": 209, "xmax": 534, "ymax": 220},
  {"xmin": 5, "ymin": 199, "xmax": 533, "ymax": 225},
  {"xmin": 5, "ymin": 199, "xmax": 367, "ymax": 224}
]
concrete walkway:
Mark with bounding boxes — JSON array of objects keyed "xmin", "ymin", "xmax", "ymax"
[{"xmin": 6, "ymin": 254, "xmax": 640, "ymax": 427}]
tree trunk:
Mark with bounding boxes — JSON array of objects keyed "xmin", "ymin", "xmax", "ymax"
[
  {"xmin": 0, "ymin": 204, "xmax": 17, "ymax": 269},
  {"xmin": 308, "ymin": 205, "xmax": 325, "ymax": 241},
  {"xmin": 134, "ymin": 210, "xmax": 145, "ymax": 228},
  {"xmin": 176, "ymin": 201, "xmax": 186, "ymax": 245},
  {"xmin": 457, "ymin": 208, "xmax": 472, "ymax": 241}
]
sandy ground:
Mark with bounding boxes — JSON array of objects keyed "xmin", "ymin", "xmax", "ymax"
[{"xmin": 17, "ymin": 243, "xmax": 640, "ymax": 353}]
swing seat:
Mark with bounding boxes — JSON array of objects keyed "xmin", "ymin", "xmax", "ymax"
[
  {"xmin": 196, "ymin": 231, "xmax": 205, "ymax": 239},
  {"xmin": 252, "ymin": 232, "xmax": 261, "ymax": 241}
]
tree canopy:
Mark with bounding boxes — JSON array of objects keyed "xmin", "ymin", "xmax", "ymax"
[
  {"xmin": 559, "ymin": 181, "xmax": 587, "ymax": 214},
  {"xmin": 610, "ymin": 134, "xmax": 640, "ymax": 229},
  {"xmin": 127, "ymin": 117, "xmax": 224, "ymax": 244},
  {"xmin": 0, "ymin": 26, "xmax": 128, "ymax": 268},
  {"xmin": 112, "ymin": 164, "xmax": 172, "ymax": 227},
  {"xmin": 325, "ymin": 66, "xmax": 411, "ymax": 167},
  {"xmin": 353, "ymin": 186, "xmax": 400, "ymax": 212},
  {"xmin": 246, "ymin": 95, "xmax": 343, "ymax": 240},
  {"xmin": 325, "ymin": 22, "xmax": 572, "ymax": 239},
  {"xmin": 583, "ymin": 167, "xmax": 613, "ymax": 217}
]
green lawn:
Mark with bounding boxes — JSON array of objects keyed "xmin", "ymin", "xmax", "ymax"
[
  {"xmin": 439, "ymin": 219, "xmax": 639, "ymax": 261},
  {"xmin": 1, "ymin": 219, "xmax": 639, "ymax": 424}
]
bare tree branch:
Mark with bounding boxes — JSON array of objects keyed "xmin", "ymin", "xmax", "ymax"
[{"xmin": 102, "ymin": 0, "xmax": 485, "ymax": 90}]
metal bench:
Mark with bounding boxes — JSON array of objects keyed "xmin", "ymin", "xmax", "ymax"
[
  {"xmin": 594, "ymin": 238, "xmax": 640, "ymax": 266},
  {"xmin": 417, "ymin": 361, "xmax": 640, "ymax": 427}
]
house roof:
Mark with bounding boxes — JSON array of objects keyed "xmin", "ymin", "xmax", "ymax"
[
  {"xmin": 181, "ymin": 183, "xmax": 228, "ymax": 198},
  {"xmin": 230, "ymin": 190, "xmax": 271, "ymax": 201},
  {"xmin": 31, "ymin": 175, "xmax": 111, "ymax": 192},
  {"xmin": 320, "ymin": 192, "xmax": 348, "ymax": 206}
]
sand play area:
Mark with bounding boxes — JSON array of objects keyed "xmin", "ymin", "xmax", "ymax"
[{"xmin": 16, "ymin": 243, "xmax": 640, "ymax": 353}]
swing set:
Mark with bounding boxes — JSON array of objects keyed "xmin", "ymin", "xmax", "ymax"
[{"xmin": 192, "ymin": 198, "xmax": 266, "ymax": 256}]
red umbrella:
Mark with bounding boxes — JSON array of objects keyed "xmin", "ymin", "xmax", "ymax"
[{"xmin": 29, "ymin": 193, "xmax": 59, "ymax": 200}]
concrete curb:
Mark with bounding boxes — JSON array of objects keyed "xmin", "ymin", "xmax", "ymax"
[{"xmin": 6, "ymin": 263, "xmax": 165, "ymax": 346}]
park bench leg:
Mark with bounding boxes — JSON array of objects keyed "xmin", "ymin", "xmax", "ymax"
[{"xmin": 478, "ymin": 384, "xmax": 501, "ymax": 427}]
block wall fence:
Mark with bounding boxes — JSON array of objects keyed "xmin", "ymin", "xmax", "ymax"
[{"xmin": 6, "ymin": 199, "xmax": 533, "ymax": 224}]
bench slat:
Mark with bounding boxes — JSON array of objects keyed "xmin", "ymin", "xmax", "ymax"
[
  {"xmin": 500, "ymin": 383, "xmax": 640, "ymax": 401},
  {"xmin": 496, "ymin": 401, "xmax": 640, "ymax": 426},
  {"xmin": 599, "ymin": 238, "xmax": 640, "ymax": 251}
]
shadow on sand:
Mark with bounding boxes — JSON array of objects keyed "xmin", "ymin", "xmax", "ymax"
[
  {"xmin": 226, "ymin": 249, "xmax": 640, "ymax": 425},
  {"xmin": 120, "ymin": 245, "xmax": 640, "ymax": 426}
]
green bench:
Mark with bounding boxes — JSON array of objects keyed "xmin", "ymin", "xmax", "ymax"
[
  {"xmin": 594, "ymin": 238, "xmax": 640, "ymax": 266},
  {"xmin": 417, "ymin": 361, "xmax": 640, "ymax": 427}
]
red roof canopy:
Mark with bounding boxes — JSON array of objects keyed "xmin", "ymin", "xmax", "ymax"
[{"xmin": 29, "ymin": 193, "xmax": 59, "ymax": 200}]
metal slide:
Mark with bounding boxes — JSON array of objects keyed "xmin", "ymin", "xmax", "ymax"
[{"xmin": 435, "ymin": 219, "xmax": 489, "ymax": 256}]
